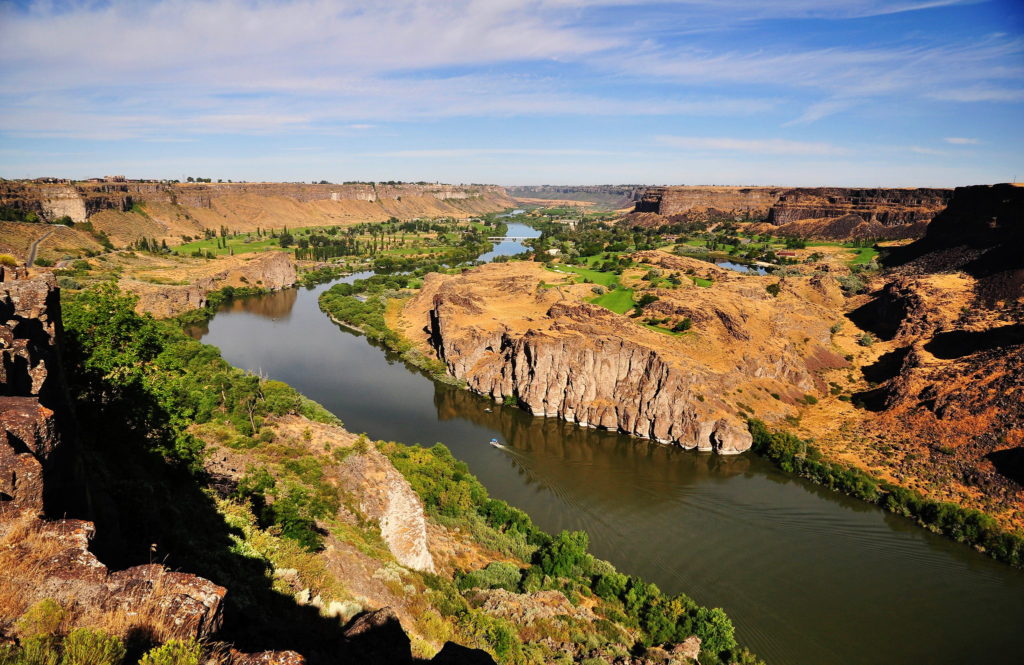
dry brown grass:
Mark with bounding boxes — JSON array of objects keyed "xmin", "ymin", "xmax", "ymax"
[{"xmin": 0, "ymin": 513, "xmax": 65, "ymax": 630}]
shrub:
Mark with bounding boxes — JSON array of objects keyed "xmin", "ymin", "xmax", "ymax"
[
  {"xmin": 458, "ymin": 562, "xmax": 522, "ymax": 592},
  {"xmin": 0, "ymin": 253, "xmax": 19, "ymax": 267},
  {"xmin": 19, "ymin": 636, "xmax": 60, "ymax": 665},
  {"xmin": 765, "ymin": 283, "xmax": 781, "ymax": 297},
  {"xmin": 60, "ymin": 628, "xmax": 126, "ymax": 665},
  {"xmin": 15, "ymin": 599, "xmax": 66, "ymax": 637},
  {"xmin": 672, "ymin": 317, "xmax": 693, "ymax": 332},
  {"xmin": 34, "ymin": 258, "xmax": 54, "ymax": 267},
  {"xmin": 838, "ymin": 274, "xmax": 866, "ymax": 295},
  {"xmin": 857, "ymin": 333, "xmax": 876, "ymax": 347},
  {"xmin": 138, "ymin": 639, "xmax": 202, "ymax": 665},
  {"xmin": 802, "ymin": 394, "xmax": 818, "ymax": 405}
]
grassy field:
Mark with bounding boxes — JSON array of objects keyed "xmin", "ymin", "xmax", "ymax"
[
  {"xmin": 848, "ymin": 247, "xmax": 879, "ymax": 265},
  {"xmin": 546, "ymin": 264, "xmax": 619, "ymax": 286},
  {"xmin": 590, "ymin": 288, "xmax": 635, "ymax": 313},
  {"xmin": 692, "ymin": 277, "xmax": 713, "ymax": 287},
  {"xmin": 175, "ymin": 235, "xmax": 282, "ymax": 256}
]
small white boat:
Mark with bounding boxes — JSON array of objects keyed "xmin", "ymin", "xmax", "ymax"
[
  {"xmin": 489, "ymin": 438, "xmax": 502, "ymax": 448},
  {"xmin": 484, "ymin": 407, "xmax": 493, "ymax": 413}
]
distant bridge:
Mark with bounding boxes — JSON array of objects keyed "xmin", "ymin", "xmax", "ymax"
[{"xmin": 488, "ymin": 236, "xmax": 536, "ymax": 241}]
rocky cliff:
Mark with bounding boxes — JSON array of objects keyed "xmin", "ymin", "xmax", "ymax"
[
  {"xmin": 0, "ymin": 181, "xmax": 514, "ymax": 247},
  {"xmin": 121, "ymin": 251, "xmax": 297, "ymax": 318},
  {"xmin": 633, "ymin": 186, "xmax": 783, "ymax": 220},
  {"xmin": 505, "ymin": 185, "xmax": 644, "ymax": 209},
  {"xmin": 838, "ymin": 184, "xmax": 1024, "ymax": 505},
  {"xmin": 400, "ymin": 259, "xmax": 846, "ymax": 454},
  {"xmin": 0, "ymin": 269, "xmax": 235, "ymax": 647},
  {"xmin": 766, "ymin": 187, "xmax": 951, "ymax": 226},
  {"xmin": 630, "ymin": 185, "xmax": 951, "ymax": 238}
]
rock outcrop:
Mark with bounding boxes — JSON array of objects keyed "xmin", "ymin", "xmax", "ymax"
[
  {"xmin": 401, "ymin": 260, "xmax": 846, "ymax": 454},
  {"xmin": 122, "ymin": 251, "xmax": 297, "ymax": 318},
  {"xmin": 336, "ymin": 443, "xmax": 437, "ymax": 573},
  {"xmin": 0, "ymin": 269, "xmax": 227, "ymax": 642}
]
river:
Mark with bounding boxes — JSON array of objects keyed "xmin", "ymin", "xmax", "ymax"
[{"xmin": 192, "ymin": 221, "xmax": 1024, "ymax": 665}]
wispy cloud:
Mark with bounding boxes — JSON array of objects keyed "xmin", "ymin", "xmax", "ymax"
[
  {"xmin": 944, "ymin": 137, "xmax": 980, "ymax": 144},
  {"xmin": 656, "ymin": 135, "xmax": 851, "ymax": 155}
]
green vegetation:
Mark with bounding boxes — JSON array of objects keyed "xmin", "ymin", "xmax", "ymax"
[
  {"xmin": 64, "ymin": 283, "xmax": 337, "ymax": 471},
  {"xmin": 748, "ymin": 419, "xmax": 1024, "ymax": 567},
  {"xmin": 318, "ymin": 276, "xmax": 461, "ymax": 386},
  {"xmin": 3, "ymin": 598, "xmax": 205, "ymax": 665},
  {"xmin": 590, "ymin": 287, "xmax": 635, "ymax": 314},
  {"xmin": 383, "ymin": 441, "xmax": 764, "ymax": 665}
]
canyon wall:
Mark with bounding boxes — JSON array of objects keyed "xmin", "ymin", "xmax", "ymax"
[
  {"xmin": 0, "ymin": 181, "xmax": 512, "ymax": 224},
  {"xmin": 0, "ymin": 180, "xmax": 515, "ymax": 248},
  {"xmin": 766, "ymin": 187, "xmax": 952, "ymax": 225},
  {"xmin": 631, "ymin": 185, "xmax": 952, "ymax": 237},
  {"xmin": 505, "ymin": 185, "xmax": 644, "ymax": 209},
  {"xmin": 634, "ymin": 186, "xmax": 784, "ymax": 219}
]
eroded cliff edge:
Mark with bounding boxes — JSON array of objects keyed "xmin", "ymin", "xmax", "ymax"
[{"xmin": 400, "ymin": 259, "xmax": 846, "ymax": 454}]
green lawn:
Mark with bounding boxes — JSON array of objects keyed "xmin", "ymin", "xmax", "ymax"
[
  {"xmin": 174, "ymin": 235, "xmax": 284, "ymax": 256},
  {"xmin": 849, "ymin": 247, "xmax": 879, "ymax": 265},
  {"xmin": 590, "ymin": 288, "xmax": 635, "ymax": 314},
  {"xmin": 692, "ymin": 277, "xmax": 713, "ymax": 287},
  {"xmin": 546, "ymin": 264, "xmax": 619, "ymax": 287}
]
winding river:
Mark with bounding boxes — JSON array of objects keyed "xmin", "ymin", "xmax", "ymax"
[{"xmin": 192, "ymin": 221, "xmax": 1024, "ymax": 665}]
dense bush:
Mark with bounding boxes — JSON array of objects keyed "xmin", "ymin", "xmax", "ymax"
[
  {"xmin": 61, "ymin": 629, "xmax": 126, "ymax": 665},
  {"xmin": 748, "ymin": 419, "xmax": 1024, "ymax": 566},
  {"xmin": 138, "ymin": 640, "xmax": 202, "ymax": 665},
  {"xmin": 63, "ymin": 284, "xmax": 336, "ymax": 471}
]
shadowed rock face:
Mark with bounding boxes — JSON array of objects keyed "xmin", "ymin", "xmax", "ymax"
[{"xmin": 0, "ymin": 269, "xmax": 226, "ymax": 643}]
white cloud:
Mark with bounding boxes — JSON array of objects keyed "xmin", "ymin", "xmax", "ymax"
[
  {"xmin": 908, "ymin": 145, "xmax": 947, "ymax": 155},
  {"xmin": 656, "ymin": 135, "xmax": 851, "ymax": 155},
  {"xmin": 944, "ymin": 137, "xmax": 980, "ymax": 144}
]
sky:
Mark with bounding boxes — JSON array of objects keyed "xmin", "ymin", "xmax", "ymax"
[{"xmin": 1, "ymin": 0, "xmax": 1022, "ymax": 186}]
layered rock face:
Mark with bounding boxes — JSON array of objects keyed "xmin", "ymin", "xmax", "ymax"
[
  {"xmin": 0, "ymin": 269, "xmax": 228, "ymax": 644},
  {"xmin": 0, "ymin": 180, "xmax": 513, "ymax": 225},
  {"xmin": 630, "ymin": 186, "xmax": 951, "ymax": 237},
  {"xmin": 634, "ymin": 186, "xmax": 783, "ymax": 219},
  {"xmin": 505, "ymin": 185, "xmax": 644, "ymax": 209},
  {"xmin": 766, "ymin": 187, "xmax": 951, "ymax": 226},
  {"xmin": 402, "ymin": 260, "xmax": 845, "ymax": 454}
]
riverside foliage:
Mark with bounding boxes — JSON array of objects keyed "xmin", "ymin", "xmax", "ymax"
[{"xmin": 748, "ymin": 419, "xmax": 1024, "ymax": 566}]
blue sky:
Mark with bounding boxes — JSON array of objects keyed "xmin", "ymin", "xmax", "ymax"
[{"xmin": 1, "ymin": 0, "xmax": 1022, "ymax": 186}]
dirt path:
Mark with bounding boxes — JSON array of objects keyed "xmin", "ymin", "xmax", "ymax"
[{"xmin": 26, "ymin": 228, "xmax": 55, "ymax": 266}]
